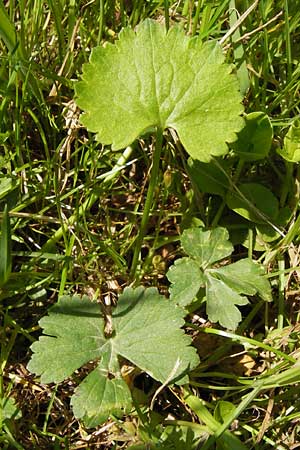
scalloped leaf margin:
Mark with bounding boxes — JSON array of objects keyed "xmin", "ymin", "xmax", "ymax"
[{"xmin": 75, "ymin": 19, "xmax": 244, "ymax": 161}]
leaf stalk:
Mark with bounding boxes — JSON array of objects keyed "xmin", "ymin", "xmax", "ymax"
[{"xmin": 130, "ymin": 128, "xmax": 163, "ymax": 280}]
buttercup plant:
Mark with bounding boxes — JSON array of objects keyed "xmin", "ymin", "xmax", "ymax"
[
  {"xmin": 28, "ymin": 19, "xmax": 246, "ymax": 428},
  {"xmin": 75, "ymin": 18, "xmax": 244, "ymax": 276}
]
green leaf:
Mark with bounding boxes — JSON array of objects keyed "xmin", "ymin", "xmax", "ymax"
[
  {"xmin": 167, "ymin": 257, "xmax": 205, "ymax": 307},
  {"xmin": 226, "ymin": 183, "xmax": 279, "ymax": 224},
  {"xmin": 187, "ymin": 158, "xmax": 230, "ymax": 197},
  {"xmin": 254, "ymin": 361, "xmax": 300, "ymax": 389},
  {"xmin": 209, "ymin": 259, "xmax": 272, "ymax": 302},
  {"xmin": 71, "ymin": 350, "xmax": 132, "ymax": 428},
  {"xmin": 167, "ymin": 227, "xmax": 272, "ymax": 329},
  {"xmin": 75, "ymin": 19, "xmax": 244, "ymax": 161},
  {"xmin": 0, "ymin": 204, "xmax": 12, "ymax": 287},
  {"xmin": 28, "ymin": 287, "xmax": 199, "ymax": 426},
  {"xmin": 112, "ymin": 287, "xmax": 199, "ymax": 384},
  {"xmin": 0, "ymin": 177, "xmax": 17, "ymax": 199},
  {"xmin": 255, "ymin": 206, "xmax": 291, "ymax": 244},
  {"xmin": 232, "ymin": 112, "xmax": 273, "ymax": 161},
  {"xmin": 2, "ymin": 396, "xmax": 22, "ymax": 421},
  {"xmin": 0, "ymin": 131, "xmax": 10, "ymax": 145},
  {"xmin": 181, "ymin": 227, "xmax": 233, "ymax": 268},
  {"xmin": 28, "ymin": 295, "xmax": 106, "ymax": 384},
  {"xmin": 214, "ymin": 401, "xmax": 236, "ymax": 424},
  {"xmin": 206, "ymin": 275, "xmax": 248, "ymax": 330},
  {"xmin": 277, "ymin": 118, "xmax": 300, "ymax": 162}
]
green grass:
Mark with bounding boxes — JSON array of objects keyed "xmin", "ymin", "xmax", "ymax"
[{"xmin": 1, "ymin": 0, "xmax": 300, "ymax": 448}]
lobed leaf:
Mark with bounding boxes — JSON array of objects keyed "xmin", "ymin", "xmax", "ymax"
[
  {"xmin": 206, "ymin": 275, "xmax": 249, "ymax": 330},
  {"xmin": 181, "ymin": 227, "xmax": 233, "ymax": 269},
  {"xmin": 28, "ymin": 287, "xmax": 199, "ymax": 426},
  {"xmin": 209, "ymin": 259, "xmax": 272, "ymax": 302},
  {"xmin": 75, "ymin": 19, "xmax": 244, "ymax": 161},
  {"xmin": 27, "ymin": 295, "xmax": 106, "ymax": 384},
  {"xmin": 112, "ymin": 287, "xmax": 199, "ymax": 384},
  {"xmin": 167, "ymin": 227, "xmax": 272, "ymax": 329},
  {"xmin": 71, "ymin": 350, "xmax": 132, "ymax": 428},
  {"xmin": 167, "ymin": 257, "xmax": 205, "ymax": 307}
]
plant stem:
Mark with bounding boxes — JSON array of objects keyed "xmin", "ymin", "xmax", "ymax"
[
  {"xmin": 130, "ymin": 128, "xmax": 163, "ymax": 280},
  {"xmin": 97, "ymin": 0, "xmax": 104, "ymax": 45},
  {"xmin": 280, "ymin": 160, "xmax": 293, "ymax": 207},
  {"xmin": 164, "ymin": 0, "xmax": 169, "ymax": 31},
  {"xmin": 277, "ymin": 257, "xmax": 285, "ymax": 330},
  {"xmin": 284, "ymin": 0, "xmax": 292, "ymax": 84},
  {"xmin": 192, "ymin": 0, "xmax": 202, "ymax": 36}
]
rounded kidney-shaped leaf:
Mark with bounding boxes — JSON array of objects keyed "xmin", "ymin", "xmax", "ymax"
[
  {"xmin": 75, "ymin": 19, "xmax": 244, "ymax": 161},
  {"xmin": 232, "ymin": 112, "xmax": 273, "ymax": 161},
  {"xmin": 277, "ymin": 119, "xmax": 300, "ymax": 162},
  {"xmin": 187, "ymin": 158, "xmax": 230, "ymax": 197},
  {"xmin": 226, "ymin": 183, "xmax": 279, "ymax": 224}
]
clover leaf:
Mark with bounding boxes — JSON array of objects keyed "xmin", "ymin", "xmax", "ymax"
[
  {"xmin": 167, "ymin": 227, "xmax": 272, "ymax": 329},
  {"xmin": 75, "ymin": 19, "xmax": 244, "ymax": 161},
  {"xmin": 28, "ymin": 287, "xmax": 199, "ymax": 427}
]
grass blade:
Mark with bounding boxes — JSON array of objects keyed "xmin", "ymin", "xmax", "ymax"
[{"xmin": 0, "ymin": 205, "xmax": 11, "ymax": 287}]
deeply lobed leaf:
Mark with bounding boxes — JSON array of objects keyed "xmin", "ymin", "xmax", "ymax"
[
  {"xmin": 28, "ymin": 287, "xmax": 199, "ymax": 426},
  {"xmin": 167, "ymin": 257, "xmax": 205, "ymax": 307},
  {"xmin": 27, "ymin": 295, "xmax": 106, "ymax": 384},
  {"xmin": 112, "ymin": 286, "xmax": 199, "ymax": 384},
  {"xmin": 167, "ymin": 227, "xmax": 272, "ymax": 329},
  {"xmin": 181, "ymin": 227, "xmax": 233, "ymax": 269},
  {"xmin": 205, "ymin": 275, "xmax": 249, "ymax": 330},
  {"xmin": 71, "ymin": 349, "xmax": 132, "ymax": 428},
  {"xmin": 209, "ymin": 259, "xmax": 272, "ymax": 302}
]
